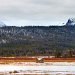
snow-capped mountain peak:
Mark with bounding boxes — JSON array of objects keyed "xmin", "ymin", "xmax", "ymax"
[{"xmin": 66, "ymin": 18, "xmax": 75, "ymax": 26}]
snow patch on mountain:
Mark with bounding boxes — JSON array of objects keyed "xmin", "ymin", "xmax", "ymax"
[{"xmin": 0, "ymin": 21, "xmax": 6, "ymax": 27}]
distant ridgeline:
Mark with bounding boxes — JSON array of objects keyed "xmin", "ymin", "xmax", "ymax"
[{"xmin": 0, "ymin": 20, "xmax": 75, "ymax": 57}]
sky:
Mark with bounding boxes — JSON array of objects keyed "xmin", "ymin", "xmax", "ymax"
[{"xmin": 0, "ymin": 0, "xmax": 75, "ymax": 26}]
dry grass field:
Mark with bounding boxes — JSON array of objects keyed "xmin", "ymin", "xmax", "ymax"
[
  {"xmin": 0, "ymin": 57, "xmax": 75, "ymax": 63},
  {"xmin": 44, "ymin": 58, "xmax": 75, "ymax": 62}
]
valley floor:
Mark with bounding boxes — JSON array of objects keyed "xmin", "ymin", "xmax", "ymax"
[{"xmin": 0, "ymin": 62, "xmax": 75, "ymax": 75}]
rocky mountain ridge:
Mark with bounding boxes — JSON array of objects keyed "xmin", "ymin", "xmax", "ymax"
[
  {"xmin": 0, "ymin": 19, "xmax": 75, "ymax": 57},
  {"xmin": 66, "ymin": 18, "xmax": 75, "ymax": 26}
]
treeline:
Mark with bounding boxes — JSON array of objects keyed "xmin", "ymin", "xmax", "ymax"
[{"xmin": 0, "ymin": 43, "xmax": 75, "ymax": 57}]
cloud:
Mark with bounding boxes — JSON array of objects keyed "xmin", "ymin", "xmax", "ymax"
[{"xmin": 0, "ymin": 0, "xmax": 75, "ymax": 26}]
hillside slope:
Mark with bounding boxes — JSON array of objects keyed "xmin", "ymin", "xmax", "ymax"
[{"xmin": 0, "ymin": 26, "xmax": 75, "ymax": 57}]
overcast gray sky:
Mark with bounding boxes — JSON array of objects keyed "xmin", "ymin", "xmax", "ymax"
[{"xmin": 0, "ymin": 0, "xmax": 75, "ymax": 26}]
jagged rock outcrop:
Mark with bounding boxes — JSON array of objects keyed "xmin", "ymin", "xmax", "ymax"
[{"xmin": 66, "ymin": 18, "xmax": 75, "ymax": 26}]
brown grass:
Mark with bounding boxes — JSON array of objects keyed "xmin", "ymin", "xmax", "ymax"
[
  {"xmin": 0, "ymin": 57, "xmax": 75, "ymax": 63},
  {"xmin": 44, "ymin": 58, "xmax": 75, "ymax": 62}
]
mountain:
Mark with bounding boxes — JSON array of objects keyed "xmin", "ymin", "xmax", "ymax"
[
  {"xmin": 0, "ymin": 26, "xmax": 75, "ymax": 57},
  {"xmin": 0, "ymin": 21, "xmax": 6, "ymax": 27},
  {"xmin": 66, "ymin": 18, "xmax": 75, "ymax": 26}
]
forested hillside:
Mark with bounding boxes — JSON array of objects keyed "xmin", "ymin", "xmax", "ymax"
[{"xmin": 0, "ymin": 26, "xmax": 75, "ymax": 57}]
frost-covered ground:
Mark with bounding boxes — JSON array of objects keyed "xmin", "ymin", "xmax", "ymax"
[{"xmin": 0, "ymin": 62, "xmax": 75, "ymax": 75}]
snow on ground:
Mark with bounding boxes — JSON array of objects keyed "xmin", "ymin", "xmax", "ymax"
[{"xmin": 0, "ymin": 62, "xmax": 75, "ymax": 74}]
